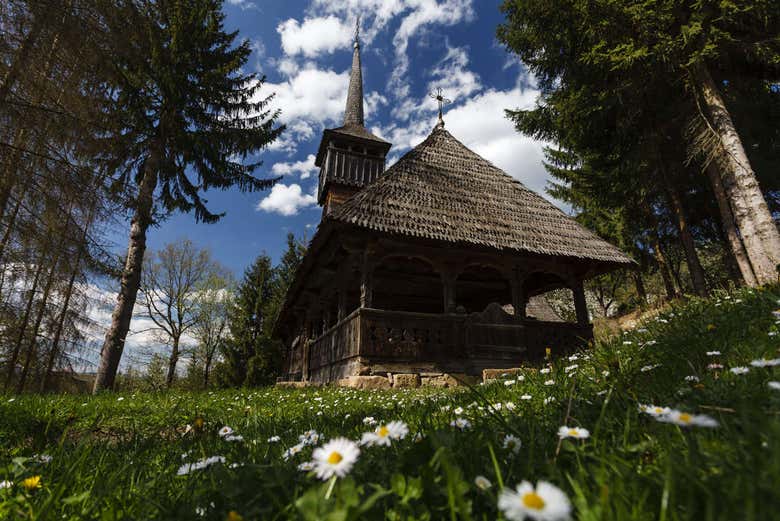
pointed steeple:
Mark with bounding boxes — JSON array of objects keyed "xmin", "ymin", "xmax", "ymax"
[{"xmin": 343, "ymin": 17, "xmax": 364, "ymax": 126}]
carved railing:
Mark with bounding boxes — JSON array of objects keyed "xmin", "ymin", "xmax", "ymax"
[
  {"xmin": 308, "ymin": 309, "xmax": 362, "ymax": 371},
  {"xmin": 306, "ymin": 307, "xmax": 594, "ymax": 373}
]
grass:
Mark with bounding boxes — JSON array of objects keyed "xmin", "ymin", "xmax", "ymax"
[{"xmin": 2, "ymin": 285, "xmax": 780, "ymax": 520}]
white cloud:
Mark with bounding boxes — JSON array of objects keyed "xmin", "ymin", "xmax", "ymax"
[
  {"xmin": 428, "ymin": 45, "xmax": 481, "ymax": 101},
  {"xmin": 226, "ymin": 0, "xmax": 257, "ymax": 10},
  {"xmin": 257, "ymin": 183, "xmax": 318, "ymax": 216},
  {"xmin": 278, "ymin": 16, "xmax": 354, "ymax": 57},
  {"xmin": 272, "ymin": 154, "xmax": 319, "ymax": 180}
]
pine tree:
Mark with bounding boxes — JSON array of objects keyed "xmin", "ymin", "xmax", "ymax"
[{"xmin": 93, "ymin": 0, "xmax": 283, "ymax": 392}]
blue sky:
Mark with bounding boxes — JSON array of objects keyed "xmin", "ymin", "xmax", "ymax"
[{"xmin": 126, "ymin": 0, "xmax": 551, "ymax": 278}]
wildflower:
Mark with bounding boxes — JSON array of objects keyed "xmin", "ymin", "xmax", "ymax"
[
  {"xmin": 32, "ymin": 454, "xmax": 52, "ymax": 464},
  {"xmin": 544, "ymin": 380, "xmax": 554, "ymax": 386},
  {"xmin": 224, "ymin": 434, "xmax": 243, "ymax": 442},
  {"xmin": 117, "ymin": 396, "xmax": 125, "ymax": 401},
  {"xmin": 193, "ymin": 416, "xmax": 205, "ymax": 430},
  {"xmin": 557, "ymin": 426, "xmax": 590, "ymax": 440},
  {"xmin": 218, "ymin": 426, "xmax": 234, "ymax": 438},
  {"xmin": 298, "ymin": 430, "xmax": 321, "ymax": 446},
  {"xmin": 177, "ymin": 456, "xmax": 226, "ymax": 475},
  {"xmin": 503, "ymin": 434, "xmax": 522, "ymax": 454},
  {"xmin": 454, "ymin": 406, "xmax": 464, "ymax": 415},
  {"xmin": 505, "ymin": 401, "xmax": 517, "ymax": 411},
  {"xmin": 267, "ymin": 435, "xmax": 281, "ymax": 443},
  {"xmin": 297, "ymin": 461, "xmax": 315, "ymax": 472},
  {"xmin": 226, "ymin": 511, "xmax": 243, "ymax": 521},
  {"xmin": 639, "ymin": 404, "xmax": 671, "ymax": 417},
  {"xmin": 0, "ymin": 480, "xmax": 12, "ymax": 489},
  {"xmin": 21, "ymin": 476, "xmax": 41, "ymax": 491},
  {"xmin": 474, "ymin": 475, "xmax": 492, "ymax": 490},
  {"xmin": 282, "ymin": 443, "xmax": 305, "ymax": 461},
  {"xmin": 363, "ymin": 416, "xmax": 377, "ymax": 426},
  {"xmin": 768, "ymin": 381, "xmax": 780, "ymax": 391},
  {"xmin": 311, "ymin": 438, "xmax": 360, "ymax": 480},
  {"xmin": 540, "ymin": 368, "xmax": 551, "ymax": 374},
  {"xmin": 498, "ymin": 480, "xmax": 571, "ymax": 521},
  {"xmin": 707, "ymin": 363, "xmax": 724, "ymax": 370},
  {"xmin": 706, "ymin": 351, "xmax": 721, "ymax": 356},
  {"xmin": 520, "ymin": 394, "xmax": 532, "ymax": 400},
  {"xmin": 543, "ymin": 397, "xmax": 555, "ymax": 405},
  {"xmin": 750, "ymin": 358, "xmax": 780, "ymax": 368},
  {"xmin": 412, "ymin": 432, "xmax": 424, "ymax": 443},
  {"xmin": 564, "ymin": 364, "xmax": 578, "ymax": 373},
  {"xmin": 729, "ymin": 367, "xmax": 750, "ymax": 375},
  {"xmin": 640, "ymin": 364, "xmax": 660, "ymax": 372},
  {"xmin": 684, "ymin": 375, "xmax": 699, "ymax": 383},
  {"xmin": 7, "ymin": 398, "xmax": 15, "ymax": 403},
  {"xmin": 772, "ymin": 309, "xmax": 780, "ymax": 320},
  {"xmin": 657, "ymin": 410, "xmax": 718, "ymax": 428},
  {"xmin": 361, "ymin": 421, "xmax": 409, "ymax": 447},
  {"xmin": 450, "ymin": 418, "xmax": 472, "ymax": 430},
  {"xmin": 706, "ymin": 324, "xmax": 716, "ymax": 331},
  {"xmin": 602, "ymin": 370, "xmax": 610, "ymax": 377}
]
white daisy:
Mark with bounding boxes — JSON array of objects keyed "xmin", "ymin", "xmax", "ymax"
[
  {"xmin": 544, "ymin": 380, "xmax": 555, "ymax": 386},
  {"xmin": 218, "ymin": 426, "xmax": 234, "ymax": 438},
  {"xmin": 684, "ymin": 375, "xmax": 699, "ymax": 383},
  {"xmin": 176, "ymin": 456, "xmax": 226, "ymax": 476},
  {"xmin": 360, "ymin": 421, "xmax": 409, "ymax": 447},
  {"xmin": 450, "ymin": 418, "xmax": 472, "ymax": 430},
  {"xmin": 706, "ymin": 351, "xmax": 721, "ymax": 356},
  {"xmin": 540, "ymin": 368, "xmax": 551, "ymax": 374},
  {"xmin": 503, "ymin": 434, "xmax": 522, "ymax": 454},
  {"xmin": 283, "ymin": 443, "xmax": 305, "ymax": 461},
  {"xmin": 521, "ymin": 394, "xmax": 532, "ymax": 400},
  {"xmin": 657, "ymin": 410, "xmax": 718, "ymax": 428},
  {"xmin": 297, "ymin": 461, "xmax": 315, "ymax": 472},
  {"xmin": 363, "ymin": 416, "xmax": 377, "ymax": 426},
  {"xmin": 639, "ymin": 404, "xmax": 672, "ymax": 417},
  {"xmin": 474, "ymin": 475, "xmax": 492, "ymax": 490},
  {"xmin": 768, "ymin": 381, "xmax": 780, "ymax": 391},
  {"xmin": 557, "ymin": 426, "xmax": 590, "ymax": 439},
  {"xmin": 267, "ymin": 435, "xmax": 281, "ymax": 443},
  {"xmin": 311, "ymin": 438, "xmax": 360, "ymax": 480},
  {"xmin": 454, "ymin": 406, "xmax": 464, "ymax": 415},
  {"xmin": 498, "ymin": 480, "xmax": 571, "ymax": 521},
  {"xmin": 505, "ymin": 402, "xmax": 517, "ymax": 411},
  {"xmin": 707, "ymin": 363, "xmax": 724, "ymax": 370},
  {"xmin": 0, "ymin": 480, "xmax": 11, "ymax": 489},
  {"xmin": 729, "ymin": 366, "xmax": 750, "ymax": 375},
  {"xmin": 750, "ymin": 358, "xmax": 780, "ymax": 368}
]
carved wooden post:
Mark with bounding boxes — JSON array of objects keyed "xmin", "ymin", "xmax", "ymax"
[
  {"xmin": 322, "ymin": 305, "xmax": 331, "ymax": 334},
  {"xmin": 337, "ymin": 288, "xmax": 347, "ymax": 321},
  {"xmin": 440, "ymin": 269, "xmax": 457, "ymax": 313},
  {"xmin": 572, "ymin": 279, "xmax": 589, "ymax": 326},
  {"xmin": 511, "ymin": 269, "xmax": 527, "ymax": 319},
  {"xmin": 360, "ymin": 251, "xmax": 373, "ymax": 308}
]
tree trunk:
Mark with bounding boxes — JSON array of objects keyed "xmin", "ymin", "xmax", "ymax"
[
  {"xmin": 693, "ymin": 63, "xmax": 780, "ymax": 281},
  {"xmin": 632, "ymin": 270, "xmax": 647, "ymax": 303},
  {"xmin": 93, "ymin": 162, "xmax": 158, "ymax": 393},
  {"xmin": 0, "ymin": 14, "xmax": 44, "ymax": 104},
  {"xmin": 41, "ymin": 255, "xmax": 80, "ymax": 392},
  {"xmin": 166, "ymin": 335, "xmax": 180, "ymax": 388},
  {"xmin": 203, "ymin": 352, "xmax": 213, "ymax": 389},
  {"xmin": 654, "ymin": 239, "xmax": 677, "ymax": 300},
  {"xmin": 705, "ymin": 163, "xmax": 758, "ymax": 286},
  {"xmin": 665, "ymin": 184, "xmax": 708, "ymax": 296},
  {"xmin": 3, "ymin": 261, "xmax": 45, "ymax": 390},
  {"xmin": 17, "ymin": 255, "xmax": 62, "ymax": 393}
]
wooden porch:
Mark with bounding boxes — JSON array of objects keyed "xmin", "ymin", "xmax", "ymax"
[{"xmin": 286, "ymin": 306, "xmax": 593, "ymax": 383}]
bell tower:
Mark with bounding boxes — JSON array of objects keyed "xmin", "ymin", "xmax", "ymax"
[{"xmin": 315, "ymin": 18, "xmax": 392, "ymax": 217}]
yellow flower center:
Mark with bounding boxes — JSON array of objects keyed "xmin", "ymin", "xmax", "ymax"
[
  {"xmin": 327, "ymin": 451, "xmax": 343, "ymax": 464},
  {"xmin": 568, "ymin": 429, "xmax": 579, "ymax": 437},
  {"xmin": 22, "ymin": 476, "xmax": 41, "ymax": 490},
  {"xmin": 678, "ymin": 413, "xmax": 692, "ymax": 424},
  {"xmin": 378, "ymin": 426, "xmax": 389, "ymax": 437},
  {"xmin": 653, "ymin": 408, "xmax": 663, "ymax": 414},
  {"xmin": 522, "ymin": 491, "xmax": 545, "ymax": 510},
  {"xmin": 226, "ymin": 511, "xmax": 243, "ymax": 521}
]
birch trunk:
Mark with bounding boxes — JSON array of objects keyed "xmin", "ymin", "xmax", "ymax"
[
  {"xmin": 93, "ymin": 161, "xmax": 158, "ymax": 392},
  {"xmin": 705, "ymin": 164, "xmax": 758, "ymax": 286},
  {"xmin": 166, "ymin": 335, "xmax": 180, "ymax": 388},
  {"xmin": 693, "ymin": 64, "xmax": 780, "ymax": 282}
]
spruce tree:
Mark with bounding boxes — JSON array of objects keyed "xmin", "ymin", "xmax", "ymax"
[{"xmin": 93, "ymin": 0, "xmax": 283, "ymax": 391}]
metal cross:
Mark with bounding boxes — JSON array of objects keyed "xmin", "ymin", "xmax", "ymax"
[{"xmin": 429, "ymin": 88, "xmax": 452, "ymax": 127}]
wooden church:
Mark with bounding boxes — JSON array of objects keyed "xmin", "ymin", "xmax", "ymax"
[{"xmin": 274, "ymin": 29, "xmax": 632, "ymax": 386}]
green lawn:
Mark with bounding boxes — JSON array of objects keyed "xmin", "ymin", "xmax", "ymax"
[{"xmin": 2, "ymin": 286, "xmax": 780, "ymax": 520}]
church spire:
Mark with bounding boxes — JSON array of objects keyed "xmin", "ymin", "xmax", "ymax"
[{"xmin": 343, "ymin": 16, "xmax": 364, "ymax": 126}]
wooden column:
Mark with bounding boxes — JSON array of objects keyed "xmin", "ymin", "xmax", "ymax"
[
  {"xmin": 360, "ymin": 251, "xmax": 373, "ymax": 308},
  {"xmin": 511, "ymin": 269, "xmax": 527, "ymax": 319},
  {"xmin": 441, "ymin": 270, "xmax": 457, "ymax": 313},
  {"xmin": 572, "ymin": 279, "xmax": 589, "ymax": 326},
  {"xmin": 337, "ymin": 288, "xmax": 347, "ymax": 321}
]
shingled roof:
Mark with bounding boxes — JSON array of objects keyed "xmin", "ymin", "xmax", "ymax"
[{"xmin": 327, "ymin": 126, "xmax": 633, "ymax": 265}]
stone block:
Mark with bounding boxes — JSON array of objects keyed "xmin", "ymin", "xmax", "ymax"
[
  {"xmin": 337, "ymin": 375, "xmax": 391, "ymax": 390},
  {"xmin": 482, "ymin": 367, "xmax": 525, "ymax": 382},
  {"xmin": 392, "ymin": 373, "xmax": 421, "ymax": 388},
  {"xmin": 422, "ymin": 373, "xmax": 477, "ymax": 388}
]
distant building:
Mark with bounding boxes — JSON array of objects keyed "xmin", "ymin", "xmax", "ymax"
[{"xmin": 274, "ymin": 28, "xmax": 632, "ymax": 385}]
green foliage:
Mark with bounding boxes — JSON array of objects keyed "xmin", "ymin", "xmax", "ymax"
[
  {"xmin": 217, "ymin": 234, "xmax": 306, "ymax": 387},
  {"xmin": 2, "ymin": 286, "xmax": 780, "ymax": 519}
]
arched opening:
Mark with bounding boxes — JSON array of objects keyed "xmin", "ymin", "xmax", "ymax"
[
  {"xmin": 372, "ymin": 256, "xmax": 443, "ymax": 313},
  {"xmin": 522, "ymin": 272, "xmax": 574, "ymax": 323},
  {"xmin": 455, "ymin": 264, "xmax": 512, "ymax": 313}
]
